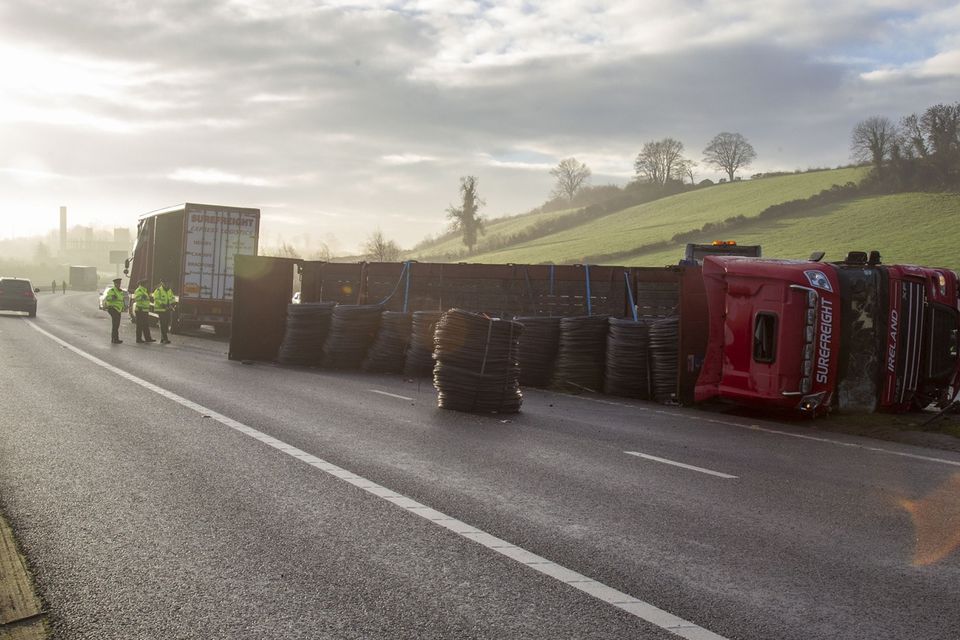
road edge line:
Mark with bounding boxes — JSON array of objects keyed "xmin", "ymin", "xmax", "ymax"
[{"xmin": 26, "ymin": 320, "xmax": 730, "ymax": 640}]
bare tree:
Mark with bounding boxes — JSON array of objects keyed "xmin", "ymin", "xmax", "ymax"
[
  {"xmin": 921, "ymin": 103, "xmax": 960, "ymax": 156},
  {"xmin": 850, "ymin": 116, "xmax": 896, "ymax": 175},
  {"xmin": 550, "ymin": 158, "xmax": 592, "ymax": 202},
  {"xmin": 702, "ymin": 132, "xmax": 757, "ymax": 182},
  {"xmin": 447, "ymin": 175, "xmax": 485, "ymax": 253},
  {"xmin": 264, "ymin": 241, "xmax": 301, "ymax": 258},
  {"xmin": 900, "ymin": 113, "xmax": 928, "ymax": 159},
  {"xmin": 364, "ymin": 229, "xmax": 401, "ymax": 262},
  {"xmin": 634, "ymin": 138, "xmax": 685, "ymax": 186},
  {"xmin": 311, "ymin": 242, "xmax": 332, "ymax": 262},
  {"xmin": 900, "ymin": 103, "xmax": 960, "ymax": 184},
  {"xmin": 675, "ymin": 158, "xmax": 697, "ymax": 185}
]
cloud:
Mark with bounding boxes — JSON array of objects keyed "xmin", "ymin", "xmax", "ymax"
[
  {"xmin": 862, "ymin": 48, "xmax": 960, "ymax": 82},
  {"xmin": 0, "ymin": 0, "xmax": 958, "ymax": 248},
  {"xmin": 168, "ymin": 168, "xmax": 276, "ymax": 187},
  {"xmin": 380, "ymin": 153, "xmax": 437, "ymax": 165}
]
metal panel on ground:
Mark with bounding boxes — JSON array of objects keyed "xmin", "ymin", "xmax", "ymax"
[{"xmin": 229, "ymin": 255, "xmax": 299, "ymax": 361}]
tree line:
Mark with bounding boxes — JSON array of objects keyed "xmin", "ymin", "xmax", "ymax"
[
  {"xmin": 371, "ymin": 100, "xmax": 959, "ymax": 259},
  {"xmin": 850, "ymin": 102, "xmax": 960, "ymax": 191},
  {"xmin": 435, "ymin": 131, "xmax": 758, "ymax": 255}
]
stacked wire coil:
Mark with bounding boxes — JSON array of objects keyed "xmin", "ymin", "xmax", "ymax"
[
  {"xmin": 604, "ymin": 318, "xmax": 651, "ymax": 398},
  {"xmin": 433, "ymin": 309, "xmax": 523, "ymax": 414},
  {"xmin": 362, "ymin": 311, "xmax": 413, "ymax": 373},
  {"xmin": 277, "ymin": 302, "xmax": 336, "ymax": 366},
  {"xmin": 321, "ymin": 304, "xmax": 384, "ymax": 369},
  {"xmin": 552, "ymin": 315, "xmax": 610, "ymax": 392},
  {"xmin": 404, "ymin": 311, "xmax": 444, "ymax": 377},
  {"xmin": 648, "ymin": 316, "xmax": 679, "ymax": 402},
  {"xmin": 513, "ymin": 316, "xmax": 561, "ymax": 388}
]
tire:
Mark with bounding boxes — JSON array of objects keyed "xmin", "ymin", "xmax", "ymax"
[
  {"xmin": 28, "ymin": 309, "xmax": 36, "ymax": 318},
  {"xmin": 214, "ymin": 324, "xmax": 231, "ymax": 338},
  {"xmin": 170, "ymin": 310, "xmax": 182, "ymax": 335}
]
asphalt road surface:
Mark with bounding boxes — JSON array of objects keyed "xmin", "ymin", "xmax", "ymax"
[{"xmin": 1, "ymin": 292, "xmax": 959, "ymax": 639}]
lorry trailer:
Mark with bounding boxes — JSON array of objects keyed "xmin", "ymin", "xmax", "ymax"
[
  {"xmin": 68, "ymin": 265, "xmax": 99, "ymax": 291},
  {"xmin": 227, "ymin": 251, "xmax": 959, "ymax": 418},
  {"xmin": 126, "ymin": 203, "xmax": 260, "ymax": 334}
]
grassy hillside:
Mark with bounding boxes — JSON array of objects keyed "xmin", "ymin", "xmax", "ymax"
[
  {"xmin": 626, "ymin": 192, "xmax": 960, "ymax": 270},
  {"xmin": 464, "ymin": 167, "xmax": 866, "ymax": 264},
  {"xmin": 406, "ymin": 206, "xmax": 578, "ymax": 260}
]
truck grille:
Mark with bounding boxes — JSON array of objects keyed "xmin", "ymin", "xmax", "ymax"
[{"xmin": 896, "ymin": 280, "xmax": 925, "ymax": 404}]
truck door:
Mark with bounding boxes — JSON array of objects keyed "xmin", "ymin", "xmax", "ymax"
[{"xmin": 718, "ymin": 275, "xmax": 795, "ymax": 400}]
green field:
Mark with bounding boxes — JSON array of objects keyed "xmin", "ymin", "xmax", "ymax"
[
  {"xmin": 627, "ymin": 192, "xmax": 960, "ymax": 270},
  {"xmin": 460, "ymin": 167, "xmax": 866, "ymax": 264},
  {"xmin": 406, "ymin": 206, "xmax": 578, "ymax": 260}
]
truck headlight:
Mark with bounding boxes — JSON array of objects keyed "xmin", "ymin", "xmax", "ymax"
[{"xmin": 796, "ymin": 391, "xmax": 827, "ymax": 413}]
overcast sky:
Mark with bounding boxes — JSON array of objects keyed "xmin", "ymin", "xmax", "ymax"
[{"xmin": 1, "ymin": 0, "xmax": 958, "ymax": 253}]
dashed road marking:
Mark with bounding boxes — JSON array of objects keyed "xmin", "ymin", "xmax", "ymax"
[
  {"xmin": 625, "ymin": 451, "xmax": 738, "ymax": 479},
  {"xmin": 26, "ymin": 320, "xmax": 729, "ymax": 640},
  {"xmin": 368, "ymin": 389, "xmax": 414, "ymax": 401},
  {"xmin": 556, "ymin": 391, "xmax": 960, "ymax": 469}
]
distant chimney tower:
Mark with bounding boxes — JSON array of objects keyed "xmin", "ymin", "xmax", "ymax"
[{"xmin": 59, "ymin": 206, "xmax": 67, "ymax": 254}]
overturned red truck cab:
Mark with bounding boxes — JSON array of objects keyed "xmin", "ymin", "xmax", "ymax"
[{"xmin": 695, "ymin": 252, "xmax": 960, "ymax": 416}]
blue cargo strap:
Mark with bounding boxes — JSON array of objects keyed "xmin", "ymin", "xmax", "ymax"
[
  {"xmin": 376, "ymin": 261, "xmax": 410, "ymax": 307},
  {"xmin": 523, "ymin": 267, "xmax": 535, "ymax": 309},
  {"xmin": 402, "ymin": 261, "xmax": 412, "ymax": 313},
  {"xmin": 584, "ymin": 263, "xmax": 592, "ymax": 316},
  {"xmin": 625, "ymin": 271, "xmax": 638, "ymax": 322}
]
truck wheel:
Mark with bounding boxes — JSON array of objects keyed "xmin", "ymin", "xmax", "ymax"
[
  {"xmin": 214, "ymin": 324, "xmax": 231, "ymax": 338},
  {"xmin": 170, "ymin": 311, "xmax": 182, "ymax": 335}
]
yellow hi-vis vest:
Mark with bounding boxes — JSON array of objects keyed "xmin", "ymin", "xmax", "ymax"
[
  {"xmin": 133, "ymin": 286, "xmax": 151, "ymax": 312},
  {"xmin": 153, "ymin": 286, "xmax": 175, "ymax": 312},
  {"xmin": 104, "ymin": 286, "xmax": 125, "ymax": 312}
]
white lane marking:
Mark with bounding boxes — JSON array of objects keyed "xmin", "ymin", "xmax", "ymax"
[
  {"xmin": 368, "ymin": 389, "xmax": 414, "ymax": 401},
  {"xmin": 557, "ymin": 392, "xmax": 960, "ymax": 469},
  {"xmin": 25, "ymin": 320, "xmax": 728, "ymax": 640},
  {"xmin": 625, "ymin": 451, "xmax": 738, "ymax": 479}
]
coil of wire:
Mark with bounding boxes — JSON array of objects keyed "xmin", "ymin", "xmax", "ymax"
[
  {"xmin": 362, "ymin": 311, "xmax": 413, "ymax": 373},
  {"xmin": 551, "ymin": 314, "xmax": 610, "ymax": 393},
  {"xmin": 321, "ymin": 304, "xmax": 384, "ymax": 369},
  {"xmin": 513, "ymin": 316, "xmax": 561, "ymax": 388},
  {"xmin": 403, "ymin": 310, "xmax": 444, "ymax": 378},
  {"xmin": 433, "ymin": 309, "xmax": 523, "ymax": 414},
  {"xmin": 648, "ymin": 316, "xmax": 679, "ymax": 402},
  {"xmin": 277, "ymin": 302, "xmax": 337, "ymax": 366},
  {"xmin": 604, "ymin": 318, "xmax": 651, "ymax": 398}
]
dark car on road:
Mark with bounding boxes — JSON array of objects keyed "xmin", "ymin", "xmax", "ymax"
[{"xmin": 0, "ymin": 277, "xmax": 39, "ymax": 317}]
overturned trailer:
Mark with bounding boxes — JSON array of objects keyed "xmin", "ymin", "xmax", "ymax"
[
  {"xmin": 230, "ymin": 257, "xmax": 708, "ymax": 401},
  {"xmin": 228, "ymin": 251, "xmax": 959, "ymax": 417}
]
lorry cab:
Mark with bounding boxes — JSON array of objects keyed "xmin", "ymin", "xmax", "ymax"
[
  {"xmin": 696, "ymin": 253, "xmax": 960, "ymax": 416},
  {"xmin": 696, "ymin": 257, "xmax": 840, "ymax": 415},
  {"xmin": 882, "ymin": 264, "xmax": 960, "ymax": 411}
]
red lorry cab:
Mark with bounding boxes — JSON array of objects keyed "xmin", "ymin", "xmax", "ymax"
[{"xmin": 696, "ymin": 254, "xmax": 960, "ymax": 416}]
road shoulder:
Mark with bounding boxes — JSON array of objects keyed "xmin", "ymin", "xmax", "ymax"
[{"xmin": 0, "ymin": 510, "xmax": 45, "ymax": 640}]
